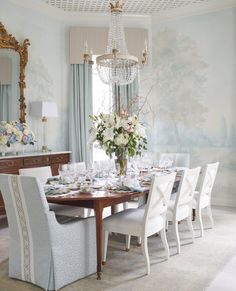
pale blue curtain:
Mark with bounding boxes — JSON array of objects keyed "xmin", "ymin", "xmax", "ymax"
[
  {"xmin": 69, "ymin": 64, "xmax": 93, "ymax": 165},
  {"xmin": 113, "ymin": 76, "xmax": 139, "ymax": 115},
  {"xmin": 0, "ymin": 84, "xmax": 11, "ymax": 121}
]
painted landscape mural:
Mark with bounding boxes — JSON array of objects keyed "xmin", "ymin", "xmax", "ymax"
[{"xmin": 140, "ymin": 8, "xmax": 236, "ymax": 206}]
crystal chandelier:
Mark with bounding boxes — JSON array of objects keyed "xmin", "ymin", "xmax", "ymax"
[{"xmin": 96, "ymin": 1, "xmax": 140, "ymax": 86}]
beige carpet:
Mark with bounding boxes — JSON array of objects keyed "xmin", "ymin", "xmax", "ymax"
[
  {"xmin": 0, "ymin": 206, "xmax": 236, "ymax": 291},
  {"xmin": 206, "ymin": 255, "xmax": 236, "ymax": 291}
]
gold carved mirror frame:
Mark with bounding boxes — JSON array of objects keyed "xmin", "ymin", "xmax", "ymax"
[{"xmin": 0, "ymin": 22, "xmax": 30, "ymax": 123}]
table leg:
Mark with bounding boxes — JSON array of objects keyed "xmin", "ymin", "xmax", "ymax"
[{"xmin": 94, "ymin": 201, "xmax": 103, "ymax": 280}]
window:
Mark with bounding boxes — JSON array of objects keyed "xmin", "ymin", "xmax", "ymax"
[{"xmin": 92, "ymin": 56, "xmax": 112, "ymax": 161}]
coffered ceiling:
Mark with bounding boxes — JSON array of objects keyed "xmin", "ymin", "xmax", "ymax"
[{"xmin": 38, "ymin": 0, "xmax": 216, "ymax": 14}]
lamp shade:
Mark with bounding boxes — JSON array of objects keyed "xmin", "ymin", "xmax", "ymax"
[{"xmin": 30, "ymin": 101, "xmax": 58, "ymax": 118}]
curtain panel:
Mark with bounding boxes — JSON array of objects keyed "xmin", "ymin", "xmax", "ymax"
[
  {"xmin": 69, "ymin": 64, "xmax": 93, "ymax": 165},
  {"xmin": 113, "ymin": 76, "xmax": 139, "ymax": 115}
]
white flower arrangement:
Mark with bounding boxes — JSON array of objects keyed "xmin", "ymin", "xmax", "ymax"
[
  {"xmin": 89, "ymin": 113, "xmax": 147, "ymax": 158},
  {"xmin": 0, "ymin": 121, "xmax": 36, "ymax": 147}
]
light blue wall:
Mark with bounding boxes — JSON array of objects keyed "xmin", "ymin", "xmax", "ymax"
[{"xmin": 146, "ymin": 8, "xmax": 236, "ymax": 206}]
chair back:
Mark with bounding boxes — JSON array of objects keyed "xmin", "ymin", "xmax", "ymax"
[
  {"xmin": 144, "ymin": 173, "xmax": 176, "ymax": 227},
  {"xmin": 198, "ymin": 162, "xmax": 219, "ymax": 200},
  {"xmin": 0, "ymin": 174, "xmax": 52, "ymax": 283},
  {"xmin": 175, "ymin": 167, "xmax": 201, "ymax": 208},
  {"xmin": 75, "ymin": 162, "xmax": 86, "ymax": 172},
  {"xmin": 61, "ymin": 162, "xmax": 86, "ymax": 172},
  {"xmin": 175, "ymin": 153, "xmax": 190, "ymax": 168},
  {"xmin": 159, "ymin": 153, "xmax": 190, "ymax": 168},
  {"xmin": 19, "ymin": 166, "xmax": 52, "ymax": 184},
  {"xmin": 159, "ymin": 153, "xmax": 175, "ymax": 168}
]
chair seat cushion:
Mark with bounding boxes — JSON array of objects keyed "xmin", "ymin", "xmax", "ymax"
[
  {"xmin": 170, "ymin": 192, "xmax": 177, "ymax": 201},
  {"xmin": 167, "ymin": 200, "xmax": 190, "ymax": 221},
  {"xmin": 103, "ymin": 208, "xmax": 163, "ymax": 236},
  {"xmin": 55, "ymin": 214, "xmax": 83, "ymax": 224},
  {"xmin": 49, "ymin": 203, "xmax": 88, "ymax": 218},
  {"xmin": 192, "ymin": 194, "xmax": 210, "ymax": 209}
]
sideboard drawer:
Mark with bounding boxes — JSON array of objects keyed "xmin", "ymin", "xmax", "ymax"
[
  {"xmin": 50, "ymin": 154, "xmax": 70, "ymax": 164},
  {"xmin": 23, "ymin": 156, "xmax": 50, "ymax": 167},
  {"xmin": 0, "ymin": 158, "xmax": 23, "ymax": 170},
  {"xmin": 0, "ymin": 152, "xmax": 70, "ymax": 216}
]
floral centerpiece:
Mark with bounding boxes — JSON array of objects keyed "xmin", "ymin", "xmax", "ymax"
[
  {"xmin": 0, "ymin": 121, "xmax": 36, "ymax": 155},
  {"xmin": 89, "ymin": 113, "xmax": 147, "ymax": 175}
]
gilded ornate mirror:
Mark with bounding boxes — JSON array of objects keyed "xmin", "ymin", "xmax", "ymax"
[{"xmin": 0, "ymin": 22, "xmax": 30, "ymax": 123}]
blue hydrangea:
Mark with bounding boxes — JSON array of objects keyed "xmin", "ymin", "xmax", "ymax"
[
  {"xmin": 15, "ymin": 122, "xmax": 24, "ymax": 132},
  {"xmin": 8, "ymin": 134, "xmax": 17, "ymax": 144}
]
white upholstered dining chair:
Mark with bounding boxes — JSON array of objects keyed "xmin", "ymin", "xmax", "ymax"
[
  {"xmin": 192, "ymin": 162, "xmax": 219, "ymax": 237},
  {"xmin": 102, "ymin": 172, "xmax": 176, "ymax": 275},
  {"xmin": 61, "ymin": 162, "xmax": 86, "ymax": 172},
  {"xmin": 167, "ymin": 167, "xmax": 201, "ymax": 254},
  {"xmin": 174, "ymin": 153, "xmax": 190, "ymax": 168},
  {"xmin": 19, "ymin": 166, "xmax": 89, "ymax": 218},
  {"xmin": 159, "ymin": 153, "xmax": 190, "ymax": 168},
  {"xmin": 19, "ymin": 166, "xmax": 52, "ymax": 184},
  {"xmin": 0, "ymin": 174, "xmax": 96, "ymax": 290}
]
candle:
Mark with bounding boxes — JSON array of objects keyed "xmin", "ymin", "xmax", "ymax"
[
  {"xmin": 144, "ymin": 39, "xmax": 148, "ymax": 53},
  {"xmin": 84, "ymin": 41, "xmax": 88, "ymax": 54}
]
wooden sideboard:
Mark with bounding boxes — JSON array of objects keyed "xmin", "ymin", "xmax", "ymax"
[{"xmin": 0, "ymin": 151, "xmax": 71, "ymax": 215}]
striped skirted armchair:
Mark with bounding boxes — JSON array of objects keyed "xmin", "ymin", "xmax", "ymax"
[{"xmin": 0, "ymin": 174, "xmax": 96, "ymax": 290}]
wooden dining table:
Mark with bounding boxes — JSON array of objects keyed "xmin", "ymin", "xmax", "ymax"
[{"xmin": 47, "ymin": 188, "xmax": 149, "ymax": 280}]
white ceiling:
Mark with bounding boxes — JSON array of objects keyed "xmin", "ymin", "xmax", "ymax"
[{"xmin": 39, "ymin": 0, "xmax": 214, "ymax": 14}]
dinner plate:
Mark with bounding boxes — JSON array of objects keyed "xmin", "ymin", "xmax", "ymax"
[
  {"xmin": 68, "ymin": 186, "xmax": 80, "ymax": 191},
  {"xmin": 92, "ymin": 185, "xmax": 103, "ymax": 189}
]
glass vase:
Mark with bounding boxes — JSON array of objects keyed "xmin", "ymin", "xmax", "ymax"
[{"xmin": 115, "ymin": 152, "xmax": 128, "ymax": 176}]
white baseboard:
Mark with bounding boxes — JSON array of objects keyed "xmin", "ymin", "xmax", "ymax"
[{"xmin": 212, "ymin": 197, "xmax": 236, "ymax": 208}]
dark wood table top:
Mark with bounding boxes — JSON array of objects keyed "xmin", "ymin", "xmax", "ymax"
[
  {"xmin": 46, "ymin": 173, "xmax": 181, "ymax": 204},
  {"xmin": 47, "ymin": 189, "xmax": 149, "ymax": 202}
]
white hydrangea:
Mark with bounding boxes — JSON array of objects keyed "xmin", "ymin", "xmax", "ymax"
[
  {"xmin": 114, "ymin": 134, "xmax": 129, "ymax": 146},
  {"xmin": 103, "ymin": 127, "xmax": 114, "ymax": 142},
  {"xmin": 5, "ymin": 124, "xmax": 14, "ymax": 134},
  {"xmin": 15, "ymin": 131, "xmax": 23, "ymax": 141},
  {"xmin": 0, "ymin": 135, "xmax": 8, "ymax": 145},
  {"xmin": 23, "ymin": 128, "xmax": 30, "ymax": 135}
]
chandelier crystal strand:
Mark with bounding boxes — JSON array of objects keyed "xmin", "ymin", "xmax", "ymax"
[
  {"xmin": 106, "ymin": 8, "xmax": 128, "ymax": 55},
  {"xmin": 96, "ymin": 0, "xmax": 139, "ymax": 86}
]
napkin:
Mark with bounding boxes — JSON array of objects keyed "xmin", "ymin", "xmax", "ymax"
[
  {"xmin": 115, "ymin": 177, "xmax": 144, "ymax": 192},
  {"xmin": 45, "ymin": 188, "xmax": 70, "ymax": 196},
  {"xmin": 46, "ymin": 176, "xmax": 60, "ymax": 185},
  {"xmin": 44, "ymin": 184, "xmax": 70, "ymax": 196}
]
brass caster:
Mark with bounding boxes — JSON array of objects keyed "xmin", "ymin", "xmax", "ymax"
[
  {"xmin": 102, "ymin": 261, "xmax": 106, "ymax": 266},
  {"xmin": 136, "ymin": 243, "xmax": 141, "ymax": 247},
  {"xmin": 125, "ymin": 248, "xmax": 130, "ymax": 252},
  {"xmin": 97, "ymin": 272, "xmax": 102, "ymax": 280}
]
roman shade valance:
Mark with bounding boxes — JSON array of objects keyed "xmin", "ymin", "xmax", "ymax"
[{"xmin": 70, "ymin": 26, "xmax": 148, "ymax": 64}]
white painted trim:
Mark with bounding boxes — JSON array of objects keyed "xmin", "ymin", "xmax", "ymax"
[
  {"xmin": 7, "ymin": 0, "xmax": 151, "ymax": 28},
  {"xmin": 8, "ymin": 0, "xmax": 236, "ymax": 24},
  {"xmin": 153, "ymin": 0, "xmax": 236, "ymax": 22},
  {"xmin": 212, "ymin": 197, "xmax": 236, "ymax": 208}
]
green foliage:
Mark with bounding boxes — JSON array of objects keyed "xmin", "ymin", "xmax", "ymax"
[{"xmin": 89, "ymin": 113, "xmax": 147, "ymax": 159}]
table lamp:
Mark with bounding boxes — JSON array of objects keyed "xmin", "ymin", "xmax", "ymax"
[{"xmin": 30, "ymin": 101, "xmax": 58, "ymax": 152}]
